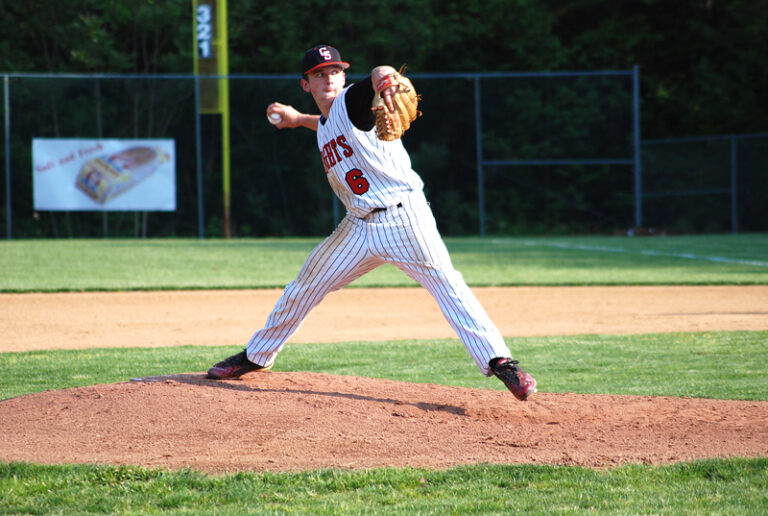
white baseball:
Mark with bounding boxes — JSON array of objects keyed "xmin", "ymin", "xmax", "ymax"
[{"xmin": 268, "ymin": 112, "xmax": 283, "ymax": 124}]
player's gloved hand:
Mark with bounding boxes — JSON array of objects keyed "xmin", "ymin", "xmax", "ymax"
[{"xmin": 371, "ymin": 66, "xmax": 421, "ymax": 141}]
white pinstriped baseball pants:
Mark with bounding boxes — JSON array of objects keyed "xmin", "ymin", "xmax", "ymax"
[{"xmin": 245, "ymin": 190, "xmax": 512, "ymax": 376}]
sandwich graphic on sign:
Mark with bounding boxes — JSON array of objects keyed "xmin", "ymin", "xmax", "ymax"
[{"xmin": 75, "ymin": 146, "xmax": 168, "ymax": 205}]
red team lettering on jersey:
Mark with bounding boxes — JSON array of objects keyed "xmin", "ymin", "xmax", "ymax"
[
  {"xmin": 321, "ymin": 135, "xmax": 369, "ymax": 195},
  {"xmin": 321, "ymin": 135, "xmax": 353, "ymax": 170}
]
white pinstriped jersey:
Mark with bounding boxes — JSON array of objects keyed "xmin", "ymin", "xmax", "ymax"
[{"xmin": 317, "ymin": 85, "xmax": 423, "ymax": 218}]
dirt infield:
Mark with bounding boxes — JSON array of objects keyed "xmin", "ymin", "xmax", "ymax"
[
  {"xmin": 3, "ymin": 286, "xmax": 768, "ymax": 352},
  {"xmin": 1, "ymin": 286, "xmax": 767, "ymax": 472}
]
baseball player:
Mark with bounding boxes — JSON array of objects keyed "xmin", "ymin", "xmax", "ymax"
[{"xmin": 207, "ymin": 45, "xmax": 536, "ymax": 401}]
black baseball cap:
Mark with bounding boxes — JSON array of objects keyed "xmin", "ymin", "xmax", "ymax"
[{"xmin": 301, "ymin": 45, "xmax": 350, "ymax": 76}]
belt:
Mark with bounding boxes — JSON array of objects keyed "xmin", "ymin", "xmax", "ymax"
[{"xmin": 369, "ymin": 202, "xmax": 402, "ymax": 215}]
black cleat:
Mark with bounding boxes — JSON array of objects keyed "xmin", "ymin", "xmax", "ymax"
[
  {"xmin": 207, "ymin": 350, "xmax": 272, "ymax": 379},
  {"xmin": 490, "ymin": 357, "xmax": 537, "ymax": 401}
]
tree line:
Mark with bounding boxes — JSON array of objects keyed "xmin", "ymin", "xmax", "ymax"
[{"xmin": 4, "ymin": 0, "xmax": 765, "ymax": 138}]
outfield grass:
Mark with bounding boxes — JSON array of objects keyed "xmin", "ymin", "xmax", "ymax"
[{"xmin": 1, "ymin": 234, "xmax": 767, "ymax": 292}]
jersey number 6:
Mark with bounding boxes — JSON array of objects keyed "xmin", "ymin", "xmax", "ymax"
[{"xmin": 345, "ymin": 169, "xmax": 370, "ymax": 195}]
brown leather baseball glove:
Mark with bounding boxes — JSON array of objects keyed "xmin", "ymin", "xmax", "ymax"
[{"xmin": 371, "ymin": 67, "xmax": 421, "ymax": 141}]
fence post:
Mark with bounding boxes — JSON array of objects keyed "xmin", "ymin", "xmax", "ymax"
[
  {"xmin": 4, "ymin": 75, "xmax": 10, "ymax": 240},
  {"xmin": 194, "ymin": 75, "xmax": 205, "ymax": 238},
  {"xmin": 474, "ymin": 75, "xmax": 486, "ymax": 236},
  {"xmin": 731, "ymin": 136, "xmax": 738, "ymax": 234},
  {"xmin": 632, "ymin": 64, "xmax": 642, "ymax": 229}
]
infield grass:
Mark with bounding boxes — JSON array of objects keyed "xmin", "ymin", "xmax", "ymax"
[
  {"xmin": 1, "ymin": 234, "xmax": 767, "ymax": 292},
  {"xmin": 1, "ymin": 331, "xmax": 766, "ymax": 401}
]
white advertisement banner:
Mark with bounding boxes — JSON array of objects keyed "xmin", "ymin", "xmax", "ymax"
[{"xmin": 32, "ymin": 138, "xmax": 176, "ymax": 211}]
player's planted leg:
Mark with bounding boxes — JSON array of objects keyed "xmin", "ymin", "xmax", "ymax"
[
  {"xmin": 207, "ymin": 350, "xmax": 272, "ymax": 379},
  {"xmin": 490, "ymin": 358, "xmax": 537, "ymax": 401}
]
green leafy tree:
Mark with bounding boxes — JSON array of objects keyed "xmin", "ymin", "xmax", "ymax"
[{"xmin": 544, "ymin": 0, "xmax": 768, "ymax": 136}]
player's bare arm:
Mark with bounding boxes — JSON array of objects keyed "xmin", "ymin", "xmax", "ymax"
[{"xmin": 266, "ymin": 103, "xmax": 320, "ymax": 132}]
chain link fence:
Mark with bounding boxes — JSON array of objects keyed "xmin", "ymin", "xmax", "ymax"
[
  {"xmin": 641, "ymin": 133, "xmax": 768, "ymax": 234},
  {"xmin": 4, "ymin": 70, "xmax": 762, "ymax": 239}
]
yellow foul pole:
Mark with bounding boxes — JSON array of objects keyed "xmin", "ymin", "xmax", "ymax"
[
  {"xmin": 218, "ymin": 0, "xmax": 231, "ymax": 238},
  {"xmin": 193, "ymin": 0, "xmax": 231, "ymax": 237}
]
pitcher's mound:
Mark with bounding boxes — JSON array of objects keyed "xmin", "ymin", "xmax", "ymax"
[{"xmin": 1, "ymin": 372, "xmax": 766, "ymax": 473}]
